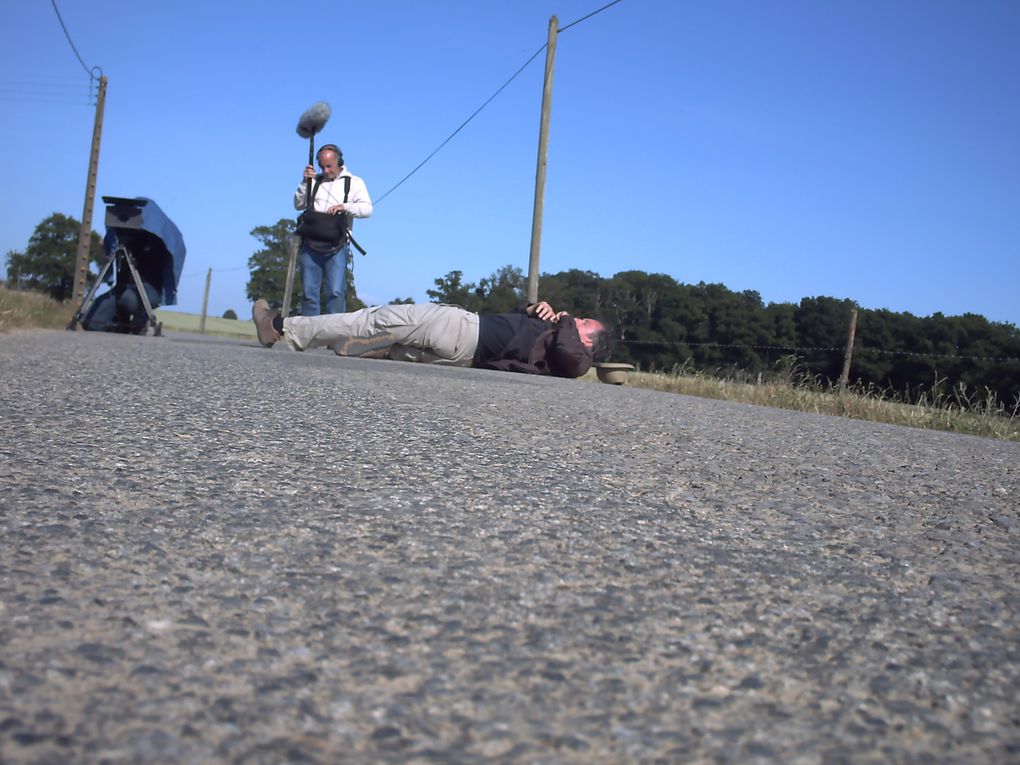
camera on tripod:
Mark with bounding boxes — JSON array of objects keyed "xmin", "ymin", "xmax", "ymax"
[{"xmin": 67, "ymin": 196, "xmax": 186, "ymax": 336}]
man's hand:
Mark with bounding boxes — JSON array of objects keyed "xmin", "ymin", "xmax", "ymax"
[
  {"xmin": 327, "ymin": 205, "xmax": 346, "ymax": 214},
  {"xmin": 528, "ymin": 301, "xmax": 569, "ymax": 322},
  {"xmin": 303, "ymin": 164, "xmax": 316, "ymax": 180}
]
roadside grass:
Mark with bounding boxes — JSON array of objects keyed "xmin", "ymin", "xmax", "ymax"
[
  {"xmin": 3, "ymin": 286, "xmax": 1017, "ymax": 441},
  {"xmin": 0, "ymin": 285, "xmax": 75, "ymax": 331},
  {"xmin": 602, "ymin": 359, "xmax": 1020, "ymax": 442},
  {"xmin": 0, "ymin": 286, "xmax": 256, "ymax": 338}
]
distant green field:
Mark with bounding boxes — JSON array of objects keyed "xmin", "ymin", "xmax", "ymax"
[{"xmin": 154, "ymin": 309, "xmax": 257, "ymax": 338}]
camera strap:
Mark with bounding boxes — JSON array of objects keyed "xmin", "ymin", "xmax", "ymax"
[{"xmin": 310, "ymin": 175, "xmax": 351, "ymax": 205}]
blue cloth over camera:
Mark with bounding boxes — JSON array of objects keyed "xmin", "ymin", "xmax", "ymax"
[{"xmin": 101, "ymin": 196, "xmax": 187, "ymax": 306}]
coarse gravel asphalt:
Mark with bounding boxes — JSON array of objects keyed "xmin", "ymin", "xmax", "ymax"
[{"xmin": 1, "ymin": 328, "xmax": 1018, "ymax": 764}]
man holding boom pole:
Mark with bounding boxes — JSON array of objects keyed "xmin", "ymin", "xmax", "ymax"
[{"xmin": 293, "ymin": 102, "xmax": 372, "ymax": 316}]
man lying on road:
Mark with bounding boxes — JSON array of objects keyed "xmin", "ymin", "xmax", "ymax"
[{"xmin": 252, "ymin": 299, "xmax": 613, "ymax": 378}]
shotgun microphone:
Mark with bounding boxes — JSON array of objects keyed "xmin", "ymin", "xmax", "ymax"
[{"xmin": 296, "ymin": 101, "xmax": 331, "ymax": 138}]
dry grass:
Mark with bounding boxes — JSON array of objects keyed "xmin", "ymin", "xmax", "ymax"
[
  {"xmin": 607, "ymin": 360, "xmax": 1020, "ymax": 442},
  {"xmin": 0, "ymin": 286, "xmax": 256, "ymax": 338},
  {"xmin": 0, "ymin": 286, "xmax": 75, "ymax": 331}
]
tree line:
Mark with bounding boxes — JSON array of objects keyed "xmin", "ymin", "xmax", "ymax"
[
  {"xmin": 8, "ymin": 213, "xmax": 1020, "ymax": 406},
  {"xmin": 424, "ymin": 265, "xmax": 1020, "ymax": 407}
]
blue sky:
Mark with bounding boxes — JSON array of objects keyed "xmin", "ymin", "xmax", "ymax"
[{"xmin": 2, "ymin": 0, "xmax": 1018, "ymax": 326}]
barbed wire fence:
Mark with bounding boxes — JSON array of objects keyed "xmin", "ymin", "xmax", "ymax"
[
  {"xmin": 172, "ymin": 267, "xmax": 249, "ymax": 330},
  {"xmin": 616, "ymin": 337, "xmax": 1019, "ymax": 364},
  {"xmin": 613, "ymin": 329, "xmax": 1020, "ymax": 407}
]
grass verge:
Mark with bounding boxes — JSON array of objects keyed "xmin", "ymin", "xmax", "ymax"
[
  {"xmin": 0, "ymin": 286, "xmax": 75, "ymax": 331},
  {"xmin": 0, "ymin": 286, "xmax": 255, "ymax": 338},
  {"xmin": 600, "ymin": 362, "xmax": 1019, "ymax": 442}
]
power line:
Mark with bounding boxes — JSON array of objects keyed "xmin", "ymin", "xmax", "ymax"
[
  {"xmin": 0, "ymin": 92, "xmax": 94, "ymax": 107},
  {"xmin": 373, "ymin": 44, "xmax": 547, "ymax": 205},
  {"xmin": 180, "ymin": 267, "xmax": 247, "ymax": 279},
  {"xmin": 49, "ymin": 0, "xmax": 96, "ymax": 79},
  {"xmin": 0, "ymin": 77, "xmax": 84, "ymax": 91},
  {"xmin": 374, "ymin": 0, "xmax": 625, "ymax": 204},
  {"xmin": 0, "ymin": 75, "xmax": 95, "ymax": 107},
  {"xmin": 559, "ymin": 0, "xmax": 625, "ymax": 33}
]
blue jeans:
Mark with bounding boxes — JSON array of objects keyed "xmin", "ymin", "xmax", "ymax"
[{"xmin": 300, "ymin": 243, "xmax": 350, "ymax": 316}]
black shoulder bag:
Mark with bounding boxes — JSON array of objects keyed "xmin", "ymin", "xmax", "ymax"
[{"xmin": 296, "ymin": 176, "xmax": 351, "ymax": 253}]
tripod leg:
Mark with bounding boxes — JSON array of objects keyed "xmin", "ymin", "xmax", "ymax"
[
  {"xmin": 123, "ymin": 249, "xmax": 160, "ymax": 335},
  {"xmin": 67, "ymin": 251, "xmax": 116, "ymax": 330}
]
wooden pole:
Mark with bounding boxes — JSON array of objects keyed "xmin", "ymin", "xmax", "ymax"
[
  {"xmin": 71, "ymin": 75, "xmax": 108, "ymax": 307},
  {"xmin": 527, "ymin": 15, "xmax": 558, "ymax": 304},
  {"xmin": 283, "ymin": 234, "xmax": 300, "ymax": 317},
  {"xmin": 839, "ymin": 307, "xmax": 858, "ymax": 391},
  {"xmin": 200, "ymin": 267, "xmax": 212, "ymax": 334}
]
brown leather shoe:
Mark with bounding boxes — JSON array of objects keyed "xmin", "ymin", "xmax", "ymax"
[
  {"xmin": 252, "ymin": 299, "xmax": 281, "ymax": 347},
  {"xmin": 333, "ymin": 333, "xmax": 398, "ymax": 358}
]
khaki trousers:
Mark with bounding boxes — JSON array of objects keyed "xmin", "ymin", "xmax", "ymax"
[{"xmin": 282, "ymin": 303, "xmax": 479, "ymax": 366}]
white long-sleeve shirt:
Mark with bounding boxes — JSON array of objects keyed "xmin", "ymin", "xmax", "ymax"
[{"xmin": 293, "ymin": 168, "xmax": 373, "ymax": 224}]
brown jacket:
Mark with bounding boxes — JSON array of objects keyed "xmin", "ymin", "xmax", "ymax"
[{"xmin": 479, "ymin": 314, "xmax": 593, "ymax": 378}]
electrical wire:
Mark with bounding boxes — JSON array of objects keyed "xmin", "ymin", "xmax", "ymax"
[
  {"xmin": 559, "ymin": 0, "xmax": 624, "ymax": 33},
  {"xmin": 50, "ymin": 0, "xmax": 103, "ymax": 107},
  {"xmin": 49, "ymin": 0, "xmax": 93, "ymax": 78},
  {"xmin": 373, "ymin": 0, "xmax": 625, "ymax": 204},
  {"xmin": 373, "ymin": 44, "xmax": 547, "ymax": 205}
]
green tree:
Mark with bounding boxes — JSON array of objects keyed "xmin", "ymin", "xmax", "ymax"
[
  {"xmin": 5, "ymin": 213, "xmax": 103, "ymax": 301},
  {"xmin": 941, "ymin": 313, "xmax": 1020, "ymax": 405},
  {"xmin": 794, "ymin": 296, "xmax": 856, "ymax": 382},
  {"xmin": 222, "ymin": 309, "xmax": 238, "ymax": 320},
  {"xmin": 766, "ymin": 302, "xmax": 797, "ymax": 349},
  {"xmin": 607, "ymin": 271, "xmax": 683, "ymax": 368},
  {"xmin": 704, "ymin": 288, "xmax": 772, "ymax": 371},
  {"xmin": 346, "ymin": 280, "xmax": 366, "ymax": 312},
  {"xmin": 427, "ymin": 270, "xmax": 481, "ymax": 311},
  {"xmin": 246, "ymin": 219, "xmax": 296, "ymax": 309},
  {"xmin": 475, "ymin": 265, "xmax": 525, "ymax": 314},
  {"xmin": 539, "ymin": 269, "xmax": 608, "ymax": 319}
]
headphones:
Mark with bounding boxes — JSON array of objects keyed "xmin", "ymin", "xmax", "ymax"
[{"xmin": 317, "ymin": 144, "xmax": 344, "ymax": 168}]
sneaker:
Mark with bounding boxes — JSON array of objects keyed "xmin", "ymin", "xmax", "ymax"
[{"xmin": 252, "ymin": 299, "xmax": 281, "ymax": 347}]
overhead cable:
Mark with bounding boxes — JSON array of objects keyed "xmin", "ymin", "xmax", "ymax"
[
  {"xmin": 50, "ymin": 0, "xmax": 96, "ymax": 78},
  {"xmin": 374, "ymin": 0, "xmax": 625, "ymax": 204}
]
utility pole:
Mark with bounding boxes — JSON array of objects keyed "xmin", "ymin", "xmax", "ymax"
[
  {"xmin": 71, "ymin": 75, "xmax": 108, "ymax": 307},
  {"xmin": 527, "ymin": 15, "xmax": 558, "ymax": 304},
  {"xmin": 283, "ymin": 235, "xmax": 300, "ymax": 317}
]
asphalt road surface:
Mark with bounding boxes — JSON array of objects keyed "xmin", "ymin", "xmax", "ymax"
[{"xmin": 1, "ymin": 328, "xmax": 1017, "ymax": 764}]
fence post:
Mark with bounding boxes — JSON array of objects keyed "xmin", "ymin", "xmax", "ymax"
[
  {"xmin": 839, "ymin": 308, "xmax": 858, "ymax": 391},
  {"xmin": 200, "ymin": 267, "xmax": 212, "ymax": 334}
]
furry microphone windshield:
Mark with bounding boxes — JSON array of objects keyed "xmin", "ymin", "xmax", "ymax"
[{"xmin": 296, "ymin": 101, "xmax": 331, "ymax": 138}]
